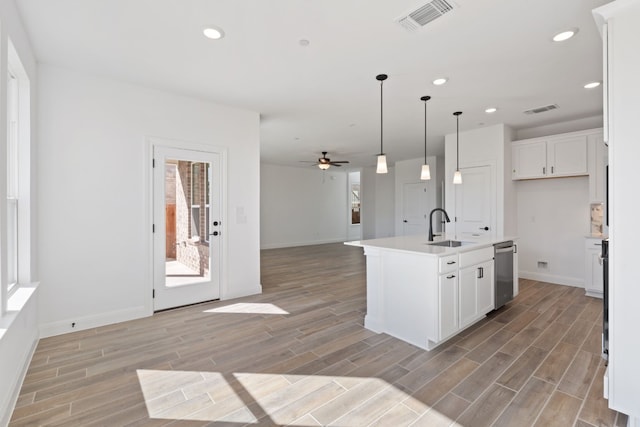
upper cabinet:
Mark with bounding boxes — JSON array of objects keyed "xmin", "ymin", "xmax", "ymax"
[{"xmin": 512, "ymin": 129, "xmax": 601, "ymax": 180}]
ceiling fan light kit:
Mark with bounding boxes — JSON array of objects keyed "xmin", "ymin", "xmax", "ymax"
[
  {"xmin": 420, "ymin": 95, "xmax": 431, "ymax": 181},
  {"xmin": 376, "ymin": 74, "xmax": 388, "ymax": 174},
  {"xmin": 314, "ymin": 151, "xmax": 349, "ymax": 170}
]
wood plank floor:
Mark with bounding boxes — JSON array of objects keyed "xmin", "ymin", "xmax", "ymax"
[{"xmin": 10, "ymin": 243, "xmax": 626, "ymax": 426}]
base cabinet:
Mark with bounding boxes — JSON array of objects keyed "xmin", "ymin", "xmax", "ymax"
[
  {"xmin": 438, "ymin": 272, "xmax": 459, "ymax": 339},
  {"xmin": 585, "ymin": 238, "xmax": 604, "ymax": 298},
  {"xmin": 459, "ymin": 260, "xmax": 495, "ymax": 329}
]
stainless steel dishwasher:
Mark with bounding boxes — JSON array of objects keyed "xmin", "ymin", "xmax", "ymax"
[{"xmin": 494, "ymin": 241, "xmax": 515, "ymax": 309}]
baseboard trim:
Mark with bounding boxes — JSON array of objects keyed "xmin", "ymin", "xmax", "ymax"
[
  {"xmin": 260, "ymin": 238, "xmax": 346, "ymax": 250},
  {"xmin": 0, "ymin": 329, "xmax": 38, "ymax": 427},
  {"xmin": 39, "ymin": 305, "xmax": 150, "ymax": 338},
  {"xmin": 519, "ymin": 271, "xmax": 584, "ymax": 288}
]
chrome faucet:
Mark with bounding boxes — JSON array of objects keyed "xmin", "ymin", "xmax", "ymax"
[{"xmin": 429, "ymin": 208, "xmax": 451, "ymax": 242}]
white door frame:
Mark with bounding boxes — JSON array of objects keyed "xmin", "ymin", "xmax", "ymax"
[{"xmin": 145, "ymin": 136, "xmax": 228, "ymax": 312}]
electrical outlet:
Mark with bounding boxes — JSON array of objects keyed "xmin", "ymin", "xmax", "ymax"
[{"xmin": 537, "ymin": 261, "xmax": 548, "ymax": 269}]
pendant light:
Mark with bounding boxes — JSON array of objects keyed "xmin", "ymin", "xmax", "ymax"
[
  {"xmin": 420, "ymin": 96, "xmax": 431, "ymax": 180},
  {"xmin": 453, "ymin": 111, "xmax": 463, "ymax": 184},
  {"xmin": 376, "ymin": 74, "xmax": 388, "ymax": 174}
]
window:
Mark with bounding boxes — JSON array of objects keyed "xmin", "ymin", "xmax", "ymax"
[
  {"xmin": 190, "ymin": 162, "xmax": 210, "ymax": 242},
  {"xmin": 2, "ymin": 40, "xmax": 32, "ymax": 315},
  {"xmin": 351, "ymin": 183, "xmax": 360, "ymax": 225},
  {"xmin": 6, "ymin": 69, "xmax": 19, "ymax": 293}
]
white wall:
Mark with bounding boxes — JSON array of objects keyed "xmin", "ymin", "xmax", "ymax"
[
  {"xmin": 516, "ymin": 177, "xmax": 589, "ymax": 286},
  {"xmin": 0, "ymin": 0, "xmax": 40, "ymax": 423},
  {"xmin": 361, "ymin": 166, "xmax": 395, "ymax": 239},
  {"xmin": 261, "ymin": 164, "xmax": 348, "ymax": 248},
  {"xmin": 515, "ymin": 115, "xmax": 603, "ymax": 140},
  {"xmin": 394, "ymin": 156, "xmax": 440, "ymax": 236},
  {"xmin": 37, "ymin": 64, "xmax": 261, "ymax": 337}
]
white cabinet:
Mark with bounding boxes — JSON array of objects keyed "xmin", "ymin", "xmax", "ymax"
[
  {"xmin": 512, "ymin": 131, "xmax": 593, "ymax": 180},
  {"xmin": 584, "ymin": 238, "xmax": 604, "ymax": 298},
  {"xmin": 458, "ymin": 246, "xmax": 495, "ymax": 329},
  {"xmin": 438, "ymin": 272, "xmax": 458, "ymax": 340},
  {"xmin": 512, "ymin": 140, "xmax": 547, "ymax": 179},
  {"xmin": 588, "ymin": 133, "xmax": 608, "ymax": 203},
  {"xmin": 459, "ymin": 259, "xmax": 494, "ymax": 329}
]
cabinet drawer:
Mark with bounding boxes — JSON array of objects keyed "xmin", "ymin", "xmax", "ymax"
[
  {"xmin": 439, "ymin": 255, "xmax": 458, "ymax": 274},
  {"xmin": 459, "ymin": 247, "xmax": 494, "ymax": 268},
  {"xmin": 585, "ymin": 238, "xmax": 604, "ymax": 250}
]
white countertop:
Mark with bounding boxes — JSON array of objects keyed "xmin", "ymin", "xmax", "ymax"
[{"xmin": 345, "ymin": 234, "xmax": 518, "ymax": 257}]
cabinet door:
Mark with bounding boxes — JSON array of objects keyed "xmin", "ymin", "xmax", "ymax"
[
  {"xmin": 512, "ymin": 141, "xmax": 547, "ymax": 179},
  {"xmin": 459, "ymin": 266, "xmax": 479, "ymax": 329},
  {"xmin": 476, "ymin": 260, "xmax": 495, "ymax": 315},
  {"xmin": 585, "ymin": 240, "xmax": 604, "ymax": 296},
  {"xmin": 439, "ymin": 273, "xmax": 458, "ymax": 340},
  {"xmin": 547, "ymin": 136, "xmax": 588, "ymax": 176},
  {"xmin": 460, "ymin": 261, "xmax": 495, "ymax": 329}
]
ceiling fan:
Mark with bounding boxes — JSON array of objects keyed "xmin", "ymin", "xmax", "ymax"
[{"xmin": 310, "ymin": 151, "xmax": 350, "ymax": 170}]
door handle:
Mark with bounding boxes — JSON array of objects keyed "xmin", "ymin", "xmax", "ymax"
[
  {"xmin": 447, "ymin": 275, "xmax": 456, "ymax": 279},
  {"xmin": 210, "ymin": 231, "xmax": 220, "ymax": 236},
  {"xmin": 479, "ymin": 226, "xmax": 489, "ymax": 231},
  {"xmin": 213, "ymin": 220, "xmax": 220, "ymax": 226},
  {"xmin": 403, "ymin": 220, "xmax": 408, "ymax": 223}
]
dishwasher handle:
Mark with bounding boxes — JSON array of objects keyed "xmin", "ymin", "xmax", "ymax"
[{"xmin": 495, "ymin": 246, "xmax": 515, "ymax": 254}]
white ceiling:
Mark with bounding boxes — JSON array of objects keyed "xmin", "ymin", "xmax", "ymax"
[{"xmin": 16, "ymin": 0, "xmax": 609, "ymax": 169}]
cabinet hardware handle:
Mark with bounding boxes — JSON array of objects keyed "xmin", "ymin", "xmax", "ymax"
[
  {"xmin": 594, "ymin": 243, "xmax": 602, "ymax": 246},
  {"xmin": 543, "ymin": 166, "xmax": 546, "ymax": 174},
  {"xmin": 514, "ymin": 244, "xmax": 518, "ymax": 254},
  {"xmin": 479, "ymin": 226, "xmax": 489, "ymax": 231},
  {"xmin": 477, "ymin": 267, "xmax": 484, "ymax": 279},
  {"xmin": 551, "ymin": 166, "xmax": 554, "ymax": 174},
  {"xmin": 447, "ymin": 261, "xmax": 456, "ymax": 265},
  {"xmin": 447, "ymin": 275, "xmax": 456, "ymax": 279}
]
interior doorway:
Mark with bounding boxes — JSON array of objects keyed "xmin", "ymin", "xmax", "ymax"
[{"xmin": 153, "ymin": 145, "xmax": 221, "ymax": 311}]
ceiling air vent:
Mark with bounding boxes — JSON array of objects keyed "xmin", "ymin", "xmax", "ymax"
[
  {"xmin": 523, "ymin": 104, "xmax": 560, "ymax": 115},
  {"xmin": 396, "ymin": 0, "xmax": 455, "ymax": 32}
]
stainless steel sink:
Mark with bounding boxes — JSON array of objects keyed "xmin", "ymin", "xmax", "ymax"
[{"xmin": 427, "ymin": 240, "xmax": 469, "ymax": 247}]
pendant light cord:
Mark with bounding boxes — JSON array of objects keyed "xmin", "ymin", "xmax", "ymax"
[
  {"xmin": 424, "ymin": 100, "xmax": 427, "ymax": 164},
  {"xmin": 456, "ymin": 114, "xmax": 459, "ymax": 170},
  {"xmin": 380, "ymin": 79, "xmax": 384, "ymax": 155}
]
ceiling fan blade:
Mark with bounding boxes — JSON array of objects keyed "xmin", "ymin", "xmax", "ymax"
[
  {"xmin": 330, "ymin": 161, "xmax": 349, "ymax": 164},
  {"xmin": 330, "ymin": 163, "xmax": 342, "ymax": 167}
]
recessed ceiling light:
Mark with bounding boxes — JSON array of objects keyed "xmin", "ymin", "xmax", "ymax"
[
  {"xmin": 584, "ymin": 81, "xmax": 601, "ymax": 89},
  {"xmin": 485, "ymin": 107, "xmax": 497, "ymax": 114},
  {"xmin": 553, "ymin": 28, "xmax": 578, "ymax": 42},
  {"xmin": 203, "ymin": 27, "xmax": 225, "ymax": 40},
  {"xmin": 432, "ymin": 77, "xmax": 448, "ymax": 86}
]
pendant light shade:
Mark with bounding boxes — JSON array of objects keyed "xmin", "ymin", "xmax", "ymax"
[
  {"xmin": 420, "ymin": 95, "xmax": 431, "ymax": 180},
  {"xmin": 377, "ymin": 155, "xmax": 388, "ymax": 174},
  {"xmin": 421, "ymin": 164, "xmax": 431, "ymax": 180},
  {"xmin": 376, "ymin": 74, "xmax": 388, "ymax": 174},
  {"xmin": 453, "ymin": 111, "xmax": 463, "ymax": 185}
]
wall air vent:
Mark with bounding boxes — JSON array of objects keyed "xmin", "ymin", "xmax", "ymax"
[
  {"xmin": 396, "ymin": 0, "xmax": 455, "ymax": 32},
  {"xmin": 523, "ymin": 104, "xmax": 560, "ymax": 115}
]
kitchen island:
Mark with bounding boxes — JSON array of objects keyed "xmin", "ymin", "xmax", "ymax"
[{"xmin": 347, "ymin": 234, "xmax": 518, "ymax": 350}]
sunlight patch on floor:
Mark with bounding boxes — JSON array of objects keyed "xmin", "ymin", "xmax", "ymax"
[
  {"xmin": 203, "ymin": 302, "xmax": 289, "ymax": 315},
  {"xmin": 136, "ymin": 370, "xmax": 444, "ymax": 425}
]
